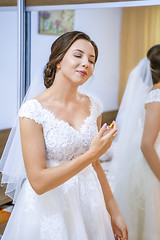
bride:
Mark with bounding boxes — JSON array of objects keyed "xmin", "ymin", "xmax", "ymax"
[
  {"xmin": 0, "ymin": 31, "xmax": 128, "ymax": 240},
  {"xmin": 110, "ymin": 44, "xmax": 160, "ymax": 240}
]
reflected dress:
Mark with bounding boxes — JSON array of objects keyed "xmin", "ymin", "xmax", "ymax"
[
  {"xmin": 2, "ymin": 96, "xmax": 115, "ymax": 240},
  {"xmin": 113, "ymin": 89, "xmax": 160, "ymax": 240}
]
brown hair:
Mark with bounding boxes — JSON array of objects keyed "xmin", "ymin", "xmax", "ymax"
[
  {"xmin": 44, "ymin": 31, "xmax": 98, "ymax": 88},
  {"xmin": 147, "ymin": 44, "xmax": 160, "ymax": 85}
]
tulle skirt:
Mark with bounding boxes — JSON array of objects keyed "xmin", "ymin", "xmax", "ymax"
[
  {"xmin": 112, "ymin": 144, "xmax": 160, "ymax": 240},
  {"xmin": 2, "ymin": 165, "xmax": 114, "ymax": 240}
]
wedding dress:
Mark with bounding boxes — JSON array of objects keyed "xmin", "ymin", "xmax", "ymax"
[
  {"xmin": 2, "ymin": 96, "xmax": 114, "ymax": 240},
  {"xmin": 109, "ymin": 57, "xmax": 160, "ymax": 240},
  {"xmin": 114, "ymin": 89, "xmax": 160, "ymax": 240}
]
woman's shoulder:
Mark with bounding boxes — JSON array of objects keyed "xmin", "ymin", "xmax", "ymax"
[
  {"xmin": 19, "ymin": 99, "xmax": 40, "ymax": 113},
  {"xmin": 145, "ymin": 88, "xmax": 160, "ymax": 104},
  {"xmin": 19, "ymin": 99, "xmax": 42, "ymax": 124},
  {"xmin": 79, "ymin": 92, "xmax": 103, "ymax": 117}
]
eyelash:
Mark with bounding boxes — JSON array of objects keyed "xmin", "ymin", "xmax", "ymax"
[
  {"xmin": 74, "ymin": 55, "xmax": 81, "ymax": 58},
  {"xmin": 74, "ymin": 55, "xmax": 94, "ymax": 64}
]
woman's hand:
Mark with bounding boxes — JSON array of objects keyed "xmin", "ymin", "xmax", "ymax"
[
  {"xmin": 89, "ymin": 122, "xmax": 118, "ymax": 159},
  {"xmin": 111, "ymin": 214, "xmax": 128, "ymax": 240}
]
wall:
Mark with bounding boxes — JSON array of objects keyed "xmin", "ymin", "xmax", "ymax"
[
  {"xmin": 75, "ymin": 8, "xmax": 122, "ymax": 111},
  {"xmin": 0, "ymin": 11, "xmax": 17, "ymax": 130}
]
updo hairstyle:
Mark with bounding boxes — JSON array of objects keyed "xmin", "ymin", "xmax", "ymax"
[
  {"xmin": 44, "ymin": 31, "xmax": 98, "ymax": 88},
  {"xmin": 147, "ymin": 44, "xmax": 160, "ymax": 85}
]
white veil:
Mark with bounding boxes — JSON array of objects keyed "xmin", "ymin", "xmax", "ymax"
[
  {"xmin": 0, "ymin": 71, "xmax": 45, "ymax": 203},
  {"xmin": 109, "ymin": 58, "xmax": 153, "ymax": 191}
]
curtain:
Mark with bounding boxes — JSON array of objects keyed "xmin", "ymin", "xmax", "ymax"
[{"xmin": 118, "ymin": 6, "xmax": 160, "ymax": 105}]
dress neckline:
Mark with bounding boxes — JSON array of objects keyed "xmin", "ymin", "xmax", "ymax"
[{"xmin": 32, "ymin": 96, "xmax": 93, "ymax": 133}]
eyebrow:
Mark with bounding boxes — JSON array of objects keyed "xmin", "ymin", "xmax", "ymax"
[{"xmin": 73, "ymin": 49, "xmax": 95, "ymax": 58}]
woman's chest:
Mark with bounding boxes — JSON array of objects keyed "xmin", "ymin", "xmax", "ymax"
[{"xmin": 42, "ymin": 117, "xmax": 98, "ymax": 162}]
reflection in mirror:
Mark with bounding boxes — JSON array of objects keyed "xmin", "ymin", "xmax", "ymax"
[
  {"xmin": 30, "ymin": 7, "xmax": 160, "ymax": 239},
  {"xmin": 118, "ymin": 5, "xmax": 160, "ymax": 104},
  {"xmin": 30, "ymin": 5, "xmax": 160, "ymax": 124},
  {"xmin": 107, "ymin": 5, "xmax": 160, "ymax": 240}
]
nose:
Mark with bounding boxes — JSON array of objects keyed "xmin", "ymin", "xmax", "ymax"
[{"xmin": 81, "ymin": 56, "xmax": 89, "ymax": 68}]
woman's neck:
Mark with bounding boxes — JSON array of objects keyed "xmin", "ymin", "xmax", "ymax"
[
  {"xmin": 45, "ymin": 77, "xmax": 79, "ymax": 104},
  {"xmin": 152, "ymin": 82, "xmax": 160, "ymax": 90}
]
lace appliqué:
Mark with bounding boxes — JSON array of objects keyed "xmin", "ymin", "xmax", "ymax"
[
  {"xmin": 91, "ymin": 96, "xmax": 103, "ymax": 118},
  {"xmin": 145, "ymin": 89, "xmax": 160, "ymax": 104},
  {"xmin": 18, "ymin": 96, "xmax": 102, "ymax": 165},
  {"xmin": 40, "ymin": 213, "xmax": 68, "ymax": 240},
  {"xmin": 19, "ymin": 100, "xmax": 42, "ymax": 125}
]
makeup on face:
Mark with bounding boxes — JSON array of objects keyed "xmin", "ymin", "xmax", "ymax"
[{"xmin": 73, "ymin": 49, "xmax": 95, "ymax": 65}]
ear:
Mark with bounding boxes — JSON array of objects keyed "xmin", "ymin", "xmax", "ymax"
[{"xmin": 56, "ymin": 62, "xmax": 61, "ymax": 70}]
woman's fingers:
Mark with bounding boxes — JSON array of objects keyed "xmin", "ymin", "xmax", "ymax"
[
  {"xmin": 99, "ymin": 123, "xmax": 108, "ymax": 137},
  {"xmin": 98, "ymin": 122, "xmax": 118, "ymax": 147},
  {"xmin": 114, "ymin": 229, "xmax": 128, "ymax": 240},
  {"xmin": 103, "ymin": 124, "xmax": 118, "ymax": 140},
  {"xmin": 99, "ymin": 121, "xmax": 118, "ymax": 138},
  {"xmin": 122, "ymin": 227, "xmax": 128, "ymax": 240},
  {"xmin": 119, "ymin": 226, "xmax": 128, "ymax": 240},
  {"xmin": 114, "ymin": 236, "xmax": 128, "ymax": 240}
]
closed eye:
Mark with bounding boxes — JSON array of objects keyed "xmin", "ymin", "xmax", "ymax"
[
  {"xmin": 74, "ymin": 55, "xmax": 82, "ymax": 58},
  {"xmin": 74, "ymin": 54, "xmax": 95, "ymax": 64},
  {"xmin": 89, "ymin": 60, "xmax": 94, "ymax": 64},
  {"xmin": 74, "ymin": 55, "xmax": 94, "ymax": 64}
]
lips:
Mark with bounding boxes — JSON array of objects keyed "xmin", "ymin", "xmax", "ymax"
[{"xmin": 77, "ymin": 70, "xmax": 87, "ymax": 76}]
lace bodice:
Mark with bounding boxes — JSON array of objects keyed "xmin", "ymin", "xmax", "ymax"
[
  {"xmin": 145, "ymin": 88, "xmax": 160, "ymax": 155},
  {"xmin": 19, "ymin": 96, "xmax": 102, "ymax": 166}
]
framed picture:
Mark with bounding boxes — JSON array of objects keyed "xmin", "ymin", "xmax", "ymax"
[{"xmin": 38, "ymin": 10, "xmax": 75, "ymax": 35}]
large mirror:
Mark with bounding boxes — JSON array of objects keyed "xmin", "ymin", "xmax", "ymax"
[{"xmin": 30, "ymin": 4, "xmax": 160, "ymax": 125}]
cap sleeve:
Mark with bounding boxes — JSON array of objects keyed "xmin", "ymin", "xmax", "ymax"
[
  {"xmin": 90, "ymin": 96, "xmax": 103, "ymax": 118},
  {"xmin": 145, "ymin": 89, "xmax": 160, "ymax": 104},
  {"xmin": 19, "ymin": 99, "xmax": 42, "ymax": 124}
]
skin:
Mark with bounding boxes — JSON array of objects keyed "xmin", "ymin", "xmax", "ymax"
[
  {"xmin": 20, "ymin": 39, "xmax": 128, "ymax": 239},
  {"xmin": 141, "ymin": 82, "xmax": 160, "ymax": 181}
]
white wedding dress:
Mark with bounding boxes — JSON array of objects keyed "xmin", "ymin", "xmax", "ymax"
[
  {"xmin": 112, "ymin": 89, "xmax": 160, "ymax": 240},
  {"xmin": 2, "ymin": 96, "xmax": 114, "ymax": 240}
]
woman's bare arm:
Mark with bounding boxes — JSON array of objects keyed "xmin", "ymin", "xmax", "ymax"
[
  {"xmin": 92, "ymin": 115, "xmax": 128, "ymax": 239},
  {"xmin": 141, "ymin": 102, "xmax": 160, "ymax": 181},
  {"xmin": 19, "ymin": 116, "xmax": 117, "ymax": 195},
  {"xmin": 92, "ymin": 116, "xmax": 121, "ymax": 217}
]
